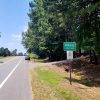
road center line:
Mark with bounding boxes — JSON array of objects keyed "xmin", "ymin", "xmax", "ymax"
[{"xmin": 0, "ymin": 58, "xmax": 23, "ymax": 89}]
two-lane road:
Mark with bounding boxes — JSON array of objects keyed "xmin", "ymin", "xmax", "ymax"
[{"xmin": 0, "ymin": 57, "xmax": 33, "ymax": 100}]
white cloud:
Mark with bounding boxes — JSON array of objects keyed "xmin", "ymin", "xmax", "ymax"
[
  {"xmin": 6, "ymin": 42, "xmax": 14, "ymax": 46},
  {"xmin": 23, "ymin": 26, "xmax": 28, "ymax": 32},
  {"xmin": 12, "ymin": 34, "xmax": 22, "ymax": 41}
]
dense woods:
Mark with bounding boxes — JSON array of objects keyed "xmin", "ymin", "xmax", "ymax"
[{"xmin": 22, "ymin": 0, "xmax": 100, "ymax": 63}]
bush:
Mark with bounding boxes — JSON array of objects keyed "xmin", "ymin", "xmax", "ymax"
[{"xmin": 29, "ymin": 53, "xmax": 39, "ymax": 59}]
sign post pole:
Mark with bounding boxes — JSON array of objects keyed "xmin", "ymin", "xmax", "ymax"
[
  {"xmin": 64, "ymin": 42, "xmax": 76, "ymax": 85},
  {"xmin": 67, "ymin": 51, "xmax": 73, "ymax": 85},
  {"xmin": 69, "ymin": 60, "xmax": 72, "ymax": 85},
  {"xmin": 66, "ymin": 52, "xmax": 72, "ymax": 85}
]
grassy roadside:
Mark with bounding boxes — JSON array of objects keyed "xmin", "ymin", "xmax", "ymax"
[
  {"xmin": 0, "ymin": 56, "xmax": 5, "ymax": 59},
  {"xmin": 30, "ymin": 58, "xmax": 48, "ymax": 63},
  {"xmin": 30, "ymin": 67, "xmax": 81, "ymax": 100}
]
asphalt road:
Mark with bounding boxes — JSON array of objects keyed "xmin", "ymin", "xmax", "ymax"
[{"xmin": 0, "ymin": 57, "xmax": 33, "ymax": 100}]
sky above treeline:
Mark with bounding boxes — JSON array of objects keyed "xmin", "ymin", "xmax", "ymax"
[{"xmin": 0, "ymin": 0, "xmax": 30, "ymax": 53}]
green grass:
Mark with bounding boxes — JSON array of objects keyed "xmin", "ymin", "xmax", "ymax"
[
  {"xmin": 32, "ymin": 58, "xmax": 46, "ymax": 62},
  {"xmin": 36, "ymin": 67, "xmax": 63, "ymax": 86},
  {"xmin": 0, "ymin": 56, "xmax": 5, "ymax": 59},
  {"xmin": 31, "ymin": 58, "xmax": 48, "ymax": 62},
  {"xmin": 56, "ymin": 88, "xmax": 81, "ymax": 100},
  {"xmin": 31, "ymin": 67, "xmax": 81, "ymax": 100}
]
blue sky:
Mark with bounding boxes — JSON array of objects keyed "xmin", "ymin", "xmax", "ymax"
[{"xmin": 0, "ymin": 0, "xmax": 30, "ymax": 53}]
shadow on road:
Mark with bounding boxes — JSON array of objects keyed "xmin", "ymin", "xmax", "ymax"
[{"xmin": 0, "ymin": 61, "xmax": 4, "ymax": 63}]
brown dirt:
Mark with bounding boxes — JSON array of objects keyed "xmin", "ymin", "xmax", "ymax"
[
  {"xmin": 47, "ymin": 65, "xmax": 100, "ymax": 100},
  {"xmin": 30, "ymin": 59, "xmax": 100, "ymax": 100}
]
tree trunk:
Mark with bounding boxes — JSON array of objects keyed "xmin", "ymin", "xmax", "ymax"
[
  {"xmin": 92, "ymin": 50, "xmax": 99, "ymax": 65},
  {"xmin": 79, "ymin": 49, "xmax": 81, "ymax": 57},
  {"xmin": 98, "ymin": 53, "xmax": 100, "ymax": 64},
  {"xmin": 89, "ymin": 50, "xmax": 92, "ymax": 63},
  {"xmin": 73, "ymin": 51, "xmax": 76, "ymax": 58}
]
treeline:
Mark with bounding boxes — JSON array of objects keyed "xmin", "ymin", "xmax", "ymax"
[
  {"xmin": 0, "ymin": 47, "xmax": 11, "ymax": 56},
  {"xmin": 0, "ymin": 47, "xmax": 23, "ymax": 57},
  {"xmin": 22, "ymin": 0, "xmax": 100, "ymax": 62}
]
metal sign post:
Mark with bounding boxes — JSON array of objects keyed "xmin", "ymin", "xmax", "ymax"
[
  {"xmin": 64, "ymin": 42, "xmax": 76, "ymax": 85},
  {"xmin": 67, "ymin": 51, "xmax": 73, "ymax": 85}
]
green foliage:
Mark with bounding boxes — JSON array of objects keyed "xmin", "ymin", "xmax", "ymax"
[
  {"xmin": 0, "ymin": 47, "xmax": 11, "ymax": 57},
  {"xmin": 17, "ymin": 52, "xmax": 23, "ymax": 56},
  {"xmin": 73, "ymin": 0, "xmax": 100, "ymax": 53},
  {"xmin": 22, "ymin": 0, "xmax": 100, "ymax": 60},
  {"xmin": 11, "ymin": 49, "xmax": 17, "ymax": 56},
  {"xmin": 29, "ymin": 53, "xmax": 39, "ymax": 59}
]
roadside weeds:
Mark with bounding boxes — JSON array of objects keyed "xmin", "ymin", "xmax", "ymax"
[
  {"xmin": 30, "ymin": 67, "xmax": 81, "ymax": 100},
  {"xmin": 29, "ymin": 62, "xmax": 100, "ymax": 100}
]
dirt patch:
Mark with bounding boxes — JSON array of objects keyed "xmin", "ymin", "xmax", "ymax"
[
  {"xmin": 47, "ymin": 64, "xmax": 100, "ymax": 100},
  {"xmin": 30, "ymin": 67, "xmax": 81, "ymax": 100},
  {"xmin": 30, "ymin": 58, "xmax": 100, "ymax": 100}
]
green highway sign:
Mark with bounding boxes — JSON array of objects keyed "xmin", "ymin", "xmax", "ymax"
[{"xmin": 63, "ymin": 42, "xmax": 76, "ymax": 51}]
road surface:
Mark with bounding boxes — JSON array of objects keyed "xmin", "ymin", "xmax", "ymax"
[{"xmin": 0, "ymin": 57, "xmax": 33, "ymax": 100}]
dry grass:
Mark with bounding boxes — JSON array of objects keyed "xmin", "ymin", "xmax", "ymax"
[
  {"xmin": 30, "ymin": 67, "xmax": 81, "ymax": 100},
  {"xmin": 30, "ymin": 64, "xmax": 100, "ymax": 100}
]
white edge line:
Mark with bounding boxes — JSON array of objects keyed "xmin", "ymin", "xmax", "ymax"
[{"xmin": 0, "ymin": 58, "xmax": 23, "ymax": 89}]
